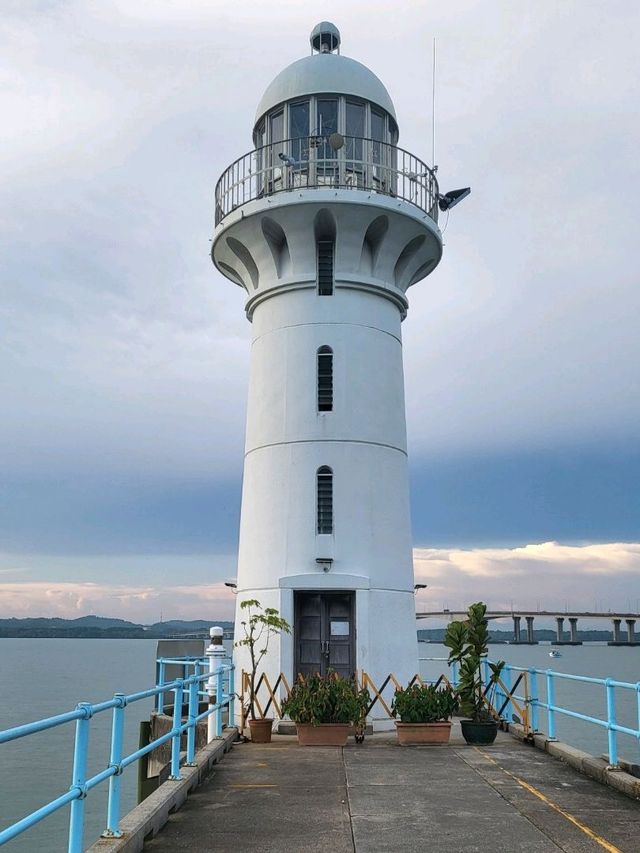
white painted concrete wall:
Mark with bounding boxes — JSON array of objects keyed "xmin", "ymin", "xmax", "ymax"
[{"xmin": 214, "ymin": 191, "xmax": 442, "ymax": 730}]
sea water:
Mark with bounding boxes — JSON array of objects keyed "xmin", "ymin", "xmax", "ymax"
[
  {"xmin": 0, "ymin": 639, "xmax": 158, "ymax": 853},
  {"xmin": 0, "ymin": 638, "xmax": 638, "ymax": 852}
]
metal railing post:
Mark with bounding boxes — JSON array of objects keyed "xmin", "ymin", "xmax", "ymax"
[
  {"xmin": 482, "ymin": 658, "xmax": 490, "ymax": 694},
  {"xmin": 216, "ymin": 665, "xmax": 224, "ymax": 738},
  {"xmin": 228, "ymin": 665, "xmax": 235, "ymax": 728},
  {"xmin": 546, "ymin": 670, "xmax": 556, "ymax": 739},
  {"xmin": 503, "ymin": 666, "xmax": 513, "ymax": 721},
  {"xmin": 605, "ymin": 679, "xmax": 618, "ymax": 766},
  {"xmin": 169, "ymin": 679, "xmax": 183, "ymax": 781},
  {"xmin": 206, "ymin": 628, "xmax": 226, "ymax": 742},
  {"xmin": 102, "ymin": 694, "xmax": 126, "ymax": 838},
  {"xmin": 529, "ymin": 668, "xmax": 539, "ymax": 732},
  {"xmin": 68, "ymin": 703, "xmax": 92, "ymax": 853},
  {"xmin": 156, "ymin": 660, "xmax": 166, "ymax": 713},
  {"xmin": 186, "ymin": 676, "xmax": 199, "ymax": 766}
]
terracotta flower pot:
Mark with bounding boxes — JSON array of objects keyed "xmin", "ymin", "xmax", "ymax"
[
  {"xmin": 395, "ymin": 721, "xmax": 452, "ymax": 746},
  {"xmin": 249, "ymin": 718, "xmax": 273, "ymax": 743},
  {"xmin": 295, "ymin": 723, "xmax": 350, "ymax": 746}
]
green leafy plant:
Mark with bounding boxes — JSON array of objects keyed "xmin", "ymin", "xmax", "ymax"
[
  {"xmin": 234, "ymin": 599, "xmax": 290, "ymax": 721},
  {"xmin": 392, "ymin": 683, "xmax": 458, "ymax": 723},
  {"xmin": 281, "ymin": 672, "xmax": 370, "ymax": 727},
  {"xmin": 443, "ymin": 602, "xmax": 505, "ymax": 722}
]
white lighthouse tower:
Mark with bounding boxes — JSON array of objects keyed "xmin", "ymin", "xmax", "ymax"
[{"xmin": 212, "ymin": 23, "xmax": 445, "ymax": 728}]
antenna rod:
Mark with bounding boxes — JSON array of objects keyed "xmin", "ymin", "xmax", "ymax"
[{"xmin": 432, "ymin": 37, "xmax": 437, "ymax": 168}]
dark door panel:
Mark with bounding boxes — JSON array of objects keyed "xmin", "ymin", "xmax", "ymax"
[{"xmin": 294, "ymin": 591, "xmax": 354, "ymax": 679}]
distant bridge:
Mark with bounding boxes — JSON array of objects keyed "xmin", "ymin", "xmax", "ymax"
[{"xmin": 415, "ymin": 610, "xmax": 640, "ymax": 646}]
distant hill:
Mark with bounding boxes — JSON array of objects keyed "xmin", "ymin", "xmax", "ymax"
[
  {"xmin": 0, "ymin": 615, "xmax": 141, "ymax": 629},
  {"xmin": 0, "ymin": 616, "xmax": 233, "ymax": 639},
  {"xmin": 149, "ymin": 620, "xmax": 234, "ymax": 632}
]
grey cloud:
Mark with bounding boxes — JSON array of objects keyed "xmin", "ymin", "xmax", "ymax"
[{"xmin": 1, "ymin": 2, "xmax": 638, "ymax": 571}]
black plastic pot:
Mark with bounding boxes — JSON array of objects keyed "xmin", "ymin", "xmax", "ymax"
[{"xmin": 460, "ymin": 719, "xmax": 499, "ymax": 745}]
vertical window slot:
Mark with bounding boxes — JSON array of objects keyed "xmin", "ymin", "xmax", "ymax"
[
  {"xmin": 316, "ymin": 467, "xmax": 333, "ymax": 534},
  {"xmin": 317, "ymin": 346, "xmax": 333, "ymax": 412},
  {"xmin": 317, "ymin": 240, "xmax": 334, "ymax": 295}
]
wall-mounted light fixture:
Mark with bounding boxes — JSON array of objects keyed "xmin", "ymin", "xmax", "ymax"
[
  {"xmin": 414, "ymin": 583, "xmax": 427, "ymax": 592},
  {"xmin": 315, "ymin": 558, "xmax": 333, "ymax": 573}
]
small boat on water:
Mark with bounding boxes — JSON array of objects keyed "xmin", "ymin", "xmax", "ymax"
[{"xmin": 549, "ymin": 650, "xmax": 562, "ymax": 658}]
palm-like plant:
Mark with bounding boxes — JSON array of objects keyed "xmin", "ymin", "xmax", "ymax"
[{"xmin": 443, "ymin": 602, "xmax": 504, "ymax": 722}]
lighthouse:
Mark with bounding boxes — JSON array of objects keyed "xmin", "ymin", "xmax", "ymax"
[{"xmin": 212, "ymin": 23, "xmax": 445, "ymax": 728}]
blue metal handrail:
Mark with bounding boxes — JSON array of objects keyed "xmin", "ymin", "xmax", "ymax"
[
  {"xmin": 421, "ymin": 655, "xmax": 640, "ymax": 766},
  {"xmin": 0, "ymin": 657, "xmax": 235, "ymax": 852},
  {"xmin": 493, "ymin": 663, "xmax": 640, "ymax": 767}
]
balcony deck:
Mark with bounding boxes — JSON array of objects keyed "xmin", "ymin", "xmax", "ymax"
[
  {"xmin": 143, "ymin": 723, "xmax": 640, "ymax": 853},
  {"xmin": 214, "ymin": 136, "xmax": 439, "ymax": 227}
]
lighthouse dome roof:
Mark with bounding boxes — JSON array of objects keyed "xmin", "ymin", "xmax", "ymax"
[{"xmin": 254, "ymin": 29, "xmax": 396, "ymax": 127}]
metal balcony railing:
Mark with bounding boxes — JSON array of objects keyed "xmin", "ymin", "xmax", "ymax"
[{"xmin": 214, "ymin": 135, "xmax": 439, "ymax": 226}]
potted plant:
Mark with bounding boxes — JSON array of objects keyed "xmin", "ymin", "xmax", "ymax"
[
  {"xmin": 443, "ymin": 601, "xmax": 505, "ymax": 745},
  {"xmin": 392, "ymin": 683, "xmax": 458, "ymax": 745},
  {"xmin": 281, "ymin": 672, "xmax": 370, "ymax": 746},
  {"xmin": 235, "ymin": 599, "xmax": 291, "ymax": 743}
]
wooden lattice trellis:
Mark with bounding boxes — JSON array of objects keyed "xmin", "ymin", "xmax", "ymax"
[{"xmin": 239, "ymin": 668, "xmax": 531, "ymax": 737}]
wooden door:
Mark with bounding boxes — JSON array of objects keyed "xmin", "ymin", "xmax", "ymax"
[{"xmin": 294, "ymin": 592, "xmax": 355, "ymax": 679}]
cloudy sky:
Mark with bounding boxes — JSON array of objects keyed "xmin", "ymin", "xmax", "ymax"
[{"xmin": 1, "ymin": 1, "xmax": 638, "ymax": 623}]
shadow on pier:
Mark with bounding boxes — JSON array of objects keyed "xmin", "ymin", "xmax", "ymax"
[{"xmin": 143, "ymin": 724, "xmax": 640, "ymax": 853}]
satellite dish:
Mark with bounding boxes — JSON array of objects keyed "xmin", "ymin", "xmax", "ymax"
[{"xmin": 328, "ymin": 132, "xmax": 344, "ymax": 151}]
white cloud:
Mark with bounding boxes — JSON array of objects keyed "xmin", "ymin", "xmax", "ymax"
[
  {"xmin": 1, "ymin": 1, "xmax": 639, "ymax": 485},
  {"xmin": 414, "ymin": 542, "xmax": 640, "ymax": 617},
  {"xmin": 1, "ymin": 2, "xmax": 638, "ymax": 577},
  {"xmin": 1, "ymin": 542, "xmax": 638, "ymax": 622},
  {"xmin": 0, "ymin": 580, "xmax": 237, "ymax": 622}
]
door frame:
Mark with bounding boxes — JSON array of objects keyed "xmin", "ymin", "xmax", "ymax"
[{"xmin": 293, "ymin": 590, "xmax": 356, "ymax": 679}]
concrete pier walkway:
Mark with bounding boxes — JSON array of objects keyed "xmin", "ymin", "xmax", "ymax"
[{"xmin": 144, "ymin": 727, "xmax": 640, "ymax": 852}]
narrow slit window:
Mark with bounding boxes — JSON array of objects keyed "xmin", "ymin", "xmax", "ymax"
[
  {"xmin": 316, "ymin": 466, "xmax": 333, "ymax": 534},
  {"xmin": 317, "ymin": 346, "xmax": 333, "ymax": 412},
  {"xmin": 317, "ymin": 240, "xmax": 334, "ymax": 295}
]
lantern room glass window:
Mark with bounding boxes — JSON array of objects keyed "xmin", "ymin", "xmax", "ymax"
[
  {"xmin": 371, "ymin": 108, "xmax": 385, "ymax": 161},
  {"xmin": 270, "ymin": 110, "xmax": 284, "ymax": 143},
  {"xmin": 253, "ymin": 96, "xmax": 397, "ymax": 198},
  {"xmin": 289, "ymin": 101, "xmax": 309, "ymax": 163},
  {"xmin": 256, "ymin": 97, "xmax": 395, "ymax": 149},
  {"xmin": 317, "ymin": 99, "xmax": 338, "ymax": 177},
  {"xmin": 270, "ymin": 111, "xmax": 284, "ymax": 165},
  {"xmin": 317, "ymin": 99, "xmax": 338, "ymax": 137},
  {"xmin": 346, "ymin": 101, "xmax": 365, "ymax": 166}
]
